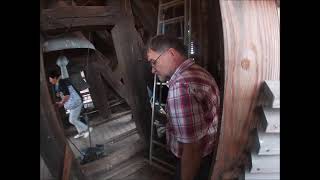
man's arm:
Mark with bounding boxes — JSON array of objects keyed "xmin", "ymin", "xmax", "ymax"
[
  {"xmin": 181, "ymin": 142, "xmax": 202, "ymax": 180},
  {"xmin": 56, "ymin": 79, "xmax": 70, "ymax": 107},
  {"xmin": 56, "ymin": 95, "xmax": 69, "ymax": 107},
  {"xmin": 168, "ymin": 82, "xmax": 207, "ymax": 180}
]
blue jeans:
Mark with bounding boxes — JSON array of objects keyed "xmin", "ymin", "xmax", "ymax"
[{"xmin": 68, "ymin": 104, "xmax": 88, "ymax": 134}]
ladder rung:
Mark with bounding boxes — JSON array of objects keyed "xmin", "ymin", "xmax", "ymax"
[
  {"xmin": 160, "ymin": 16, "xmax": 184, "ymax": 25},
  {"xmin": 152, "ymin": 140, "xmax": 166, "ymax": 149},
  {"xmin": 156, "ymin": 82, "xmax": 168, "ymax": 86},
  {"xmin": 151, "ymin": 155, "xmax": 176, "ymax": 170},
  {"xmin": 154, "ymin": 102, "xmax": 166, "ymax": 106},
  {"xmin": 160, "ymin": 0, "xmax": 184, "ymax": 9}
]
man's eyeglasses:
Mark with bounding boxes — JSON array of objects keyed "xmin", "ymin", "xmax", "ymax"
[{"xmin": 150, "ymin": 50, "xmax": 168, "ymax": 66}]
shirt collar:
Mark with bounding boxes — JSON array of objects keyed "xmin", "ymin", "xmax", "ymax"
[{"xmin": 168, "ymin": 58, "xmax": 195, "ymax": 87}]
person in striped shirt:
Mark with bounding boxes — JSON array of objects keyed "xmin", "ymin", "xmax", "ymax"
[{"xmin": 147, "ymin": 35, "xmax": 220, "ymax": 180}]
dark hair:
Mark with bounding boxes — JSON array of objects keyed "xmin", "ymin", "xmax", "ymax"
[
  {"xmin": 147, "ymin": 35, "xmax": 187, "ymax": 57},
  {"xmin": 48, "ymin": 69, "xmax": 61, "ymax": 79}
]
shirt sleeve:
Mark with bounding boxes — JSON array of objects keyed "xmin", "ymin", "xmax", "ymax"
[
  {"xmin": 167, "ymin": 82, "xmax": 209, "ymax": 143},
  {"xmin": 59, "ymin": 79, "xmax": 70, "ymax": 96}
]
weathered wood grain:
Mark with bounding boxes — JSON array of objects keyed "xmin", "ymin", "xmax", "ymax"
[
  {"xmin": 62, "ymin": 145, "xmax": 73, "ymax": 180},
  {"xmin": 41, "ymin": 6, "xmax": 121, "ymax": 31},
  {"xmin": 211, "ymin": 0, "xmax": 280, "ymax": 179},
  {"xmin": 111, "ymin": 17, "xmax": 152, "ymax": 146}
]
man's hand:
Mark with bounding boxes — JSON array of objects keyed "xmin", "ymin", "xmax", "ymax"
[
  {"xmin": 181, "ymin": 142, "xmax": 202, "ymax": 180},
  {"xmin": 55, "ymin": 95, "xmax": 69, "ymax": 108}
]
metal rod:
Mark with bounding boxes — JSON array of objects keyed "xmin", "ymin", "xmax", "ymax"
[
  {"xmin": 188, "ymin": 0, "xmax": 192, "ymax": 58},
  {"xmin": 156, "ymin": 0, "xmax": 161, "ymax": 35},
  {"xmin": 184, "ymin": 0, "xmax": 187, "ymax": 45},
  {"xmin": 149, "ymin": 74, "xmax": 157, "ymax": 162},
  {"xmin": 156, "ymin": 82, "xmax": 168, "ymax": 86},
  {"xmin": 84, "ymin": 113, "xmax": 92, "ymax": 148},
  {"xmin": 160, "ymin": 16, "xmax": 184, "ymax": 25},
  {"xmin": 159, "ymin": 84, "xmax": 163, "ymax": 106},
  {"xmin": 155, "ymin": 102, "xmax": 166, "ymax": 106}
]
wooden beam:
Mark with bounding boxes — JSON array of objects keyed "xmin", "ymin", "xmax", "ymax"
[
  {"xmin": 94, "ymin": 30, "xmax": 114, "ymax": 49},
  {"xmin": 41, "ymin": 6, "xmax": 122, "ymax": 32},
  {"xmin": 120, "ymin": 0, "xmax": 133, "ymax": 16},
  {"xmin": 40, "ymin": 35, "xmax": 86, "ymax": 180},
  {"xmin": 86, "ymin": 57, "xmax": 112, "ymax": 119},
  {"xmin": 91, "ymin": 51, "xmax": 128, "ymax": 101},
  {"xmin": 40, "ymin": 154, "xmax": 55, "ymax": 180},
  {"xmin": 211, "ymin": 0, "xmax": 280, "ymax": 179},
  {"xmin": 131, "ymin": 0, "xmax": 157, "ymax": 36},
  {"xmin": 62, "ymin": 52, "xmax": 127, "ymax": 102},
  {"xmin": 41, "ymin": 35, "xmax": 67, "ymax": 178},
  {"xmin": 62, "ymin": 145, "xmax": 73, "ymax": 180},
  {"xmin": 111, "ymin": 17, "xmax": 152, "ymax": 146}
]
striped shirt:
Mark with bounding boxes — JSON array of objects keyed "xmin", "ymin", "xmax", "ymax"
[{"xmin": 165, "ymin": 59, "xmax": 220, "ymax": 158}]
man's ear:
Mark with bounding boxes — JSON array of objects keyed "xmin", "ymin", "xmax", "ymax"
[{"xmin": 168, "ymin": 48, "xmax": 176, "ymax": 57}]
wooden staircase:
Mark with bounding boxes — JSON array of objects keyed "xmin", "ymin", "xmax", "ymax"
[{"xmin": 241, "ymin": 80, "xmax": 280, "ymax": 180}]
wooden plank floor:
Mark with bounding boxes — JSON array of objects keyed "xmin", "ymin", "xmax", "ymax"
[
  {"xmin": 40, "ymin": 155, "xmax": 55, "ymax": 180},
  {"xmin": 122, "ymin": 162, "xmax": 173, "ymax": 180},
  {"xmin": 67, "ymin": 113, "xmax": 136, "ymax": 158},
  {"xmin": 90, "ymin": 152, "xmax": 173, "ymax": 180}
]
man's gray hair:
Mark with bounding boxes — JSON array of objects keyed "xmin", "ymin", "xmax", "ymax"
[{"xmin": 147, "ymin": 35, "xmax": 187, "ymax": 57}]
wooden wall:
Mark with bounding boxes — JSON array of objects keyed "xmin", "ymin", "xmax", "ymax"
[
  {"xmin": 209, "ymin": 0, "xmax": 280, "ymax": 179},
  {"xmin": 40, "ymin": 36, "xmax": 86, "ymax": 180},
  {"xmin": 41, "ymin": 0, "xmax": 152, "ymax": 146}
]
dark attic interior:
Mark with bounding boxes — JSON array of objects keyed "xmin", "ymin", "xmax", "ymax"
[{"xmin": 40, "ymin": 0, "xmax": 280, "ymax": 180}]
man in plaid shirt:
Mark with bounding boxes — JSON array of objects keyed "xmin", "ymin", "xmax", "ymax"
[{"xmin": 147, "ymin": 35, "xmax": 220, "ymax": 180}]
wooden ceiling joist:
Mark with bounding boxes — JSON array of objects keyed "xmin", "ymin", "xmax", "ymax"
[{"xmin": 41, "ymin": 6, "xmax": 122, "ymax": 32}]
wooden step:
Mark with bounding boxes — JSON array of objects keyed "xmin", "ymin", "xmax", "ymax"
[
  {"xmin": 260, "ymin": 80, "xmax": 280, "ymax": 108},
  {"xmin": 249, "ymin": 154, "xmax": 280, "ymax": 173},
  {"xmin": 251, "ymin": 130, "xmax": 279, "ymax": 155},
  {"xmin": 240, "ymin": 171, "xmax": 280, "ymax": 180},
  {"xmin": 260, "ymin": 107, "xmax": 280, "ymax": 133},
  {"xmin": 90, "ymin": 153, "xmax": 147, "ymax": 180}
]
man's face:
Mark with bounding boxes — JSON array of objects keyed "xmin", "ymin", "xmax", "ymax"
[
  {"xmin": 49, "ymin": 77, "xmax": 57, "ymax": 85},
  {"xmin": 147, "ymin": 49, "xmax": 171, "ymax": 81}
]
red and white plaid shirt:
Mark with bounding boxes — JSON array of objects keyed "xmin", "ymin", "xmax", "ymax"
[{"xmin": 165, "ymin": 59, "xmax": 220, "ymax": 158}]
